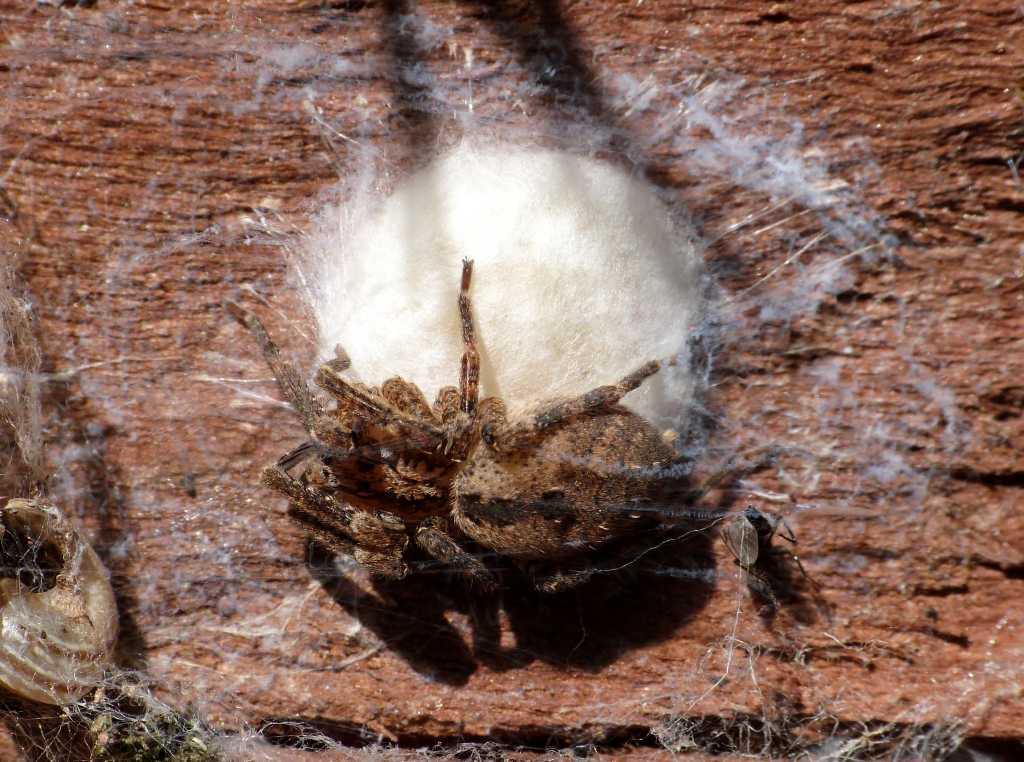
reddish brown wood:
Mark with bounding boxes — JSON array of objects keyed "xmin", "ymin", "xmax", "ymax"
[{"xmin": 0, "ymin": 1, "xmax": 1021, "ymax": 757}]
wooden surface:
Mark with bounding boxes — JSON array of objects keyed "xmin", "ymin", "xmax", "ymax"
[{"xmin": 1, "ymin": 1, "xmax": 1022, "ymax": 758}]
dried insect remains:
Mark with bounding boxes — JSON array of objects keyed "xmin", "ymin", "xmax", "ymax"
[
  {"xmin": 722, "ymin": 505, "xmax": 812, "ymax": 608},
  {"xmin": 230, "ymin": 260, "xmax": 717, "ymax": 593},
  {"xmin": 0, "ymin": 498, "xmax": 118, "ymax": 704}
]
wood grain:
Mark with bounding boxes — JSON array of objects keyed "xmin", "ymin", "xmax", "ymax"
[{"xmin": 1, "ymin": 1, "xmax": 1021, "ymax": 757}]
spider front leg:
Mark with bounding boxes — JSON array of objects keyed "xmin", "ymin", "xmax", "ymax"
[
  {"xmin": 432, "ymin": 259, "xmax": 482, "ymax": 458},
  {"xmin": 225, "ymin": 301, "xmax": 323, "ymax": 432},
  {"xmin": 484, "ymin": 360, "xmax": 661, "ymax": 450},
  {"xmin": 263, "ymin": 465, "xmax": 410, "ymax": 579},
  {"xmin": 457, "ymin": 258, "xmax": 480, "ymax": 417},
  {"xmin": 316, "ymin": 362, "xmax": 444, "ymax": 449}
]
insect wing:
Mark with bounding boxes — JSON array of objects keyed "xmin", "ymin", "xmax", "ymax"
[{"xmin": 723, "ymin": 514, "xmax": 760, "ymax": 567}]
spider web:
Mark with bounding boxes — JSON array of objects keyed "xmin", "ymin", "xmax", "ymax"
[{"xmin": 0, "ymin": 2, "xmax": 1018, "ymax": 760}]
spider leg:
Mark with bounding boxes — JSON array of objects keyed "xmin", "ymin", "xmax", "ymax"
[
  {"xmin": 311, "ymin": 416, "xmax": 354, "ymax": 450},
  {"xmin": 263, "ymin": 465, "xmax": 351, "ymax": 523},
  {"xmin": 531, "ymin": 564, "xmax": 595, "ymax": 594},
  {"xmin": 381, "ymin": 377, "xmax": 436, "ymax": 421},
  {"xmin": 264, "ymin": 465, "xmax": 410, "ymax": 579},
  {"xmin": 488, "ymin": 360, "xmax": 661, "ymax": 450},
  {"xmin": 348, "ymin": 507, "xmax": 410, "ymax": 579},
  {"xmin": 676, "ymin": 465, "xmax": 733, "ymax": 504},
  {"xmin": 478, "ymin": 397, "xmax": 507, "ymax": 447},
  {"xmin": 329, "ymin": 343, "xmax": 352, "ymax": 372},
  {"xmin": 225, "ymin": 301, "xmax": 323, "ymax": 432},
  {"xmin": 457, "ymin": 259, "xmax": 480, "ymax": 417},
  {"xmin": 290, "ymin": 506, "xmax": 358, "ymax": 557},
  {"xmin": 414, "ymin": 517, "xmax": 496, "ymax": 590},
  {"xmin": 428, "ymin": 260, "xmax": 484, "ymax": 461},
  {"xmin": 433, "ymin": 386, "xmax": 461, "ymax": 423},
  {"xmin": 315, "ymin": 363, "xmax": 393, "ymax": 418},
  {"xmin": 316, "ymin": 362, "xmax": 444, "ymax": 447}
]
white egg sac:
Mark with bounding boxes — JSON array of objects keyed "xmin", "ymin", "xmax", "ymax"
[{"xmin": 307, "ymin": 144, "xmax": 705, "ymax": 433}]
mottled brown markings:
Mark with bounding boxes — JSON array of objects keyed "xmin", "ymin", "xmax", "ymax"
[{"xmin": 232, "ymin": 259, "xmax": 710, "ymax": 592}]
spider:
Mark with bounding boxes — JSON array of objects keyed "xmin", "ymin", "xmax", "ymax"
[
  {"xmin": 228, "ymin": 260, "xmax": 718, "ymax": 593},
  {"xmin": 722, "ymin": 505, "xmax": 812, "ymax": 607}
]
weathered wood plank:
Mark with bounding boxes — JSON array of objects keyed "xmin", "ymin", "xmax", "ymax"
[{"xmin": 1, "ymin": 1, "xmax": 1021, "ymax": 757}]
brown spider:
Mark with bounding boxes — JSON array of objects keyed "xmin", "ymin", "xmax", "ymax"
[{"xmin": 229, "ymin": 260, "xmax": 716, "ymax": 593}]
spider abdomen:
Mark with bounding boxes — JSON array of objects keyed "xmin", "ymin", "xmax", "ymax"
[{"xmin": 452, "ymin": 408, "xmax": 674, "ymax": 560}]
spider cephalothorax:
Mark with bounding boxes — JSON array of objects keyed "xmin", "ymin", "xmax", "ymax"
[{"xmin": 230, "ymin": 260, "xmax": 709, "ymax": 592}]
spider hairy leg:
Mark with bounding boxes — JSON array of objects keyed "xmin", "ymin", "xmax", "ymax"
[
  {"xmin": 263, "ymin": 465, "xmax": 410, "ymax": 579},
  {"xmin": 458, "ymin": 258, "xmax": 480, "ymax": 417},
  {"xmin": 381, "ymin": 377, "xmax": 436, "ymax": 421},
  {"xmin": 532, "ymin": 565, "xmax": 595, "ymax": 594},
  {"xmin": 414, "ymin": 517, "xmax": 497, "ymax": 591},
  {"xmin": 289, "ymin": 506, "xmax": 358, "ymax": 557},
  {"xmin": 539, "ymin": 359, "xmax": 662, "ymax": 427},
  {"xmin": 225, "ymin": 301, "xmax": 323, "ymax": 431},
  {"xmin": 262, "ymin": 465, "xmax": 346, "ymax": 520},
  {"xmin": 315, "ymin": 362, "xmax": 444, "ymax": 446},
  {"xmin": 330, "ymin": 343, "xmax": 352, "ymax": 371},
  {"xmin": 487, "ymin": 359, "xmax": 662, "ymax": 450},
  {"xmin": 477, "ymin": 397, "xmax": 507, "ymax": 447},
  {"xmin": 310, "ymin": 416, "xmax": 354, "ymax": 450},
  {"xmin": 433, "ymin": 386, "xmax": 461, "ymax": 423},
  {"xmin": 432, "ymin": 260, "xmax": 485, "ymax": 460}
]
